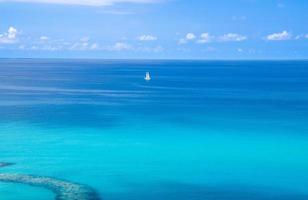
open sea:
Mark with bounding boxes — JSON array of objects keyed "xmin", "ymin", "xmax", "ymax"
[{"xmin": 0, "ymin": 59, "xmax": 308, "ymax": 200}]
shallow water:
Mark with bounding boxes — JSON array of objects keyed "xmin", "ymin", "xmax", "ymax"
[
  {"xmin": 0, "ymin": 182, "xmax": 54, "ymax": 200},
  {"xmin": 0, "ymin": 59, "xmax": 308, "ymax": 199}
]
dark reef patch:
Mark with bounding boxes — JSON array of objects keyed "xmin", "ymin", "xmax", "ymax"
[
  {"xmin": 0, "ymin": 162, "xmax": 101, "ymax": 200},
  {"xmin": 0, "ymin": 162, "xmax": 14, "ymax": 168}
]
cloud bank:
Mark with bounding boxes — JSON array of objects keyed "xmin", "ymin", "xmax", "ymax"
[
  {"xmin": 266, "ymin": 31, "xmax": 291, "ymax": 41},
  {"xmin": 0, "ymin": 0, "xmax": 160, "ymax": 6},
  {"xmin": 219, "ymin": 33, "xmax": 247, "ymax": 42},
  {"xmin": 179, "ymin": 32, "xmax": 247, "ymax": 44},
  {"xmin": 197, "ymin": 33, "xmax": 211, "ymax": 43},
  {"xmin": 138, "ymin": 35, "xmax": 157, "ymax": 41},
  {"xmin": 178, "ymin": 33, "xmax": 196, "ymax": 44},
  {"xmin": 185, "ymin": 33, "xmax": 196, "ymax": 40},
  {"xmin": 0, "ymin": 26, "xmax": 18, "ymax": 44}
]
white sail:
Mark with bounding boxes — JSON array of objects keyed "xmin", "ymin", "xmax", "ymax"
[{"xmin": 144, "ymin": 72, "xmax": 151, "ymax": 81}]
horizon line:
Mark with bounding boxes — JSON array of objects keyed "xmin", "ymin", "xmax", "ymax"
[{"xmin": 0, "ymin": 57, "xmax": 308, "ymax": 61}]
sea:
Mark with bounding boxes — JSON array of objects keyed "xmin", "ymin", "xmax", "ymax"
[{"xmin": 0, "ymin": 59, "xmax": 308, "ymax": 200}]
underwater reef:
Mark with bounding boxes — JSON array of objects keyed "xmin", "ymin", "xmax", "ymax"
[{"xmin": 0, "ymin": 162, "xmax": 101, "ymax": 200}]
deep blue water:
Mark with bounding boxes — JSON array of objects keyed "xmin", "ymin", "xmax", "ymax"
[{"xmin": 0, "ymin": 59, "xmax": 308, "ymax": 200}]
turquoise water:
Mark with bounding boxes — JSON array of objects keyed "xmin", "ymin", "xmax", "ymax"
[
  {"xmin": 0, "ymin": 182, "xmax": 54, "ymax": 200},
  {"xmin": 0, "ymin": 59, "xmax": 308, "ymax": 199}
]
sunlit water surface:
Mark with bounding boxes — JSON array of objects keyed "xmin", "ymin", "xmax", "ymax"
[{"xmin": 1, "ymin": 59, "xmax": 308, "ymax": 200}]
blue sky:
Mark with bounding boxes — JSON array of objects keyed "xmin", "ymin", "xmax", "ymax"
[{"xmin": 0, "ymin": 0, "xmax": 308, "ymax": 59}]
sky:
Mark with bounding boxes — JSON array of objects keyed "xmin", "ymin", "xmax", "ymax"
[{"xmin": 0, "ymin": 0, "xmax": 308, "ymax": 59}]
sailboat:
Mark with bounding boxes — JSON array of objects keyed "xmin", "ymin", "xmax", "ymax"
[{"xmin": 144, "ymin": 72, "xmax": 151, "ymax": 81}]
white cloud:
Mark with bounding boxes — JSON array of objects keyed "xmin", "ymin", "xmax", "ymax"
[
  {"xmin": 179, "ymin": 32, "xmax": 247, "ymax": 45},
  {"xmin": 103, "ymin": 42, "xmax": 164, "ymax": 52},
  {"xmin": 0, "ymin": 26, "xmax": 18, "ymax": 44},
  {"xmin": 186, "ymin": 33, "xmax": 196, "ymax": 40},
  {"xmin": 80, "ymin": 36, "xmax": 90, "ymax": 42},
  {"xmin": 0, "ymin": 0, "xmax": 160, "ymax": 6},
  {"xmin": 109, "ymin": 42, "xmax": 132, "ymax": 51},
  {"xmin": 90, "ymin": 43, "xmax": 99, "ymax": 50},
  {"xmin": 41, "ymin": 45, "xmax": 63, "ymax": 51},
  {"xmin": 8, "ymin": 27, "xmax": 17, "ymax": 39},
  {"xmin": 293, "ymin": 34, "xmax": 308, "ymax": 40},
  {"xmin": 266, "ymin": 30, "xmax": 291, "ymax": 41},
  {"xmin": 69, "ymin": 37, "xmax": 96, "ymax": 50},
  {"xmin": 197, "ymin": 33, "xmax": 211, "ymax": 43},
  {"xmin": 178, "ymin": 33, "xmax": 196, "ymax": 45},
  {"xmin": 138, "ymin": 35, "xmax": 157, "ymax": 41},
  {"xmin": 295, "ymin": 35, "xmax": 302, "ymax": 40},
  {"xmin": 219, "ymin": 33, "xmax": 247, "ymax": 42},
  {"xmin": 40, "ymin": 36, "xmax": 49, "ymax": 41},
  {"xmin": 70, "ymin": 42, "xmax": 88, "ymax": 50}
]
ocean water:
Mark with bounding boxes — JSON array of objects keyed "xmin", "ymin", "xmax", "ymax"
[{"xmin": 0, "ymin": 59, "xmax": 308, "ymax": 200}]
